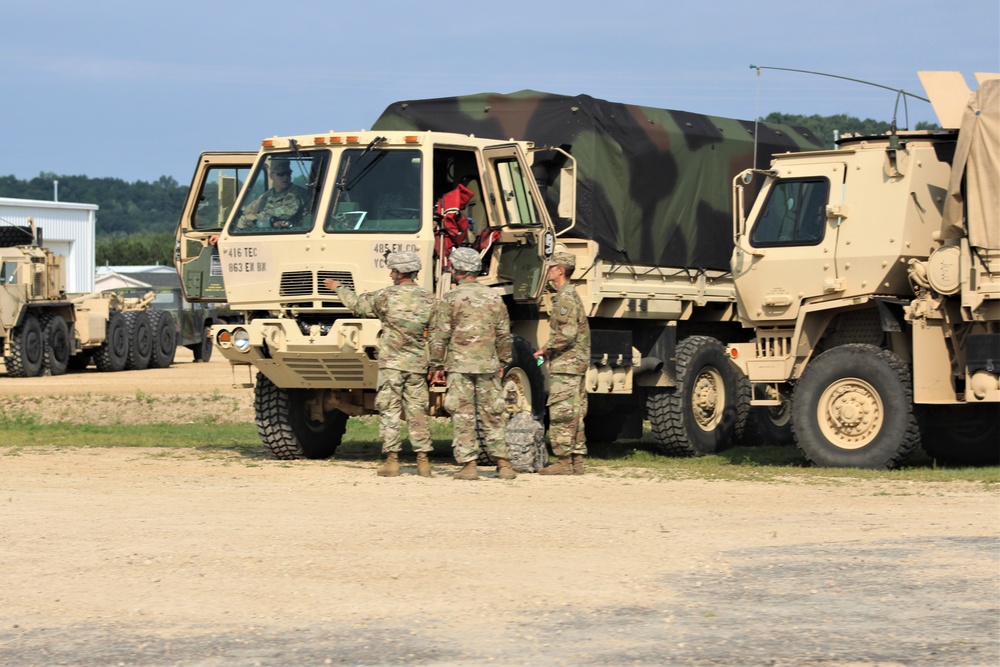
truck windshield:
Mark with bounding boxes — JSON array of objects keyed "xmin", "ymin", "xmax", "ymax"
[
  {"xmin": 230, "ymin": 151, "xmax": 329, "ymax": 236},
  {"xmin": 325, "ymin": 149, "xmax": 422, "ymax": 233}
]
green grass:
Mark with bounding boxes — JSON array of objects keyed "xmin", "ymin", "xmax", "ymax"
[{"xmin": 2, "ymin": 410, "xmax": 997, "ymax": 485}]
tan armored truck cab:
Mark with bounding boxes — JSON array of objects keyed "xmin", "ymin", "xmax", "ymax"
[
  {"xmin": 728, "ymin": 72, "xmax": 1000, "ymax": 468},
  {"xmin": 176, "ymin": 98, "xmax": 822, "ymax": 461},
  {"xmin": 1, "ymin": 222, "xmax": 174, "ymax": 377}
]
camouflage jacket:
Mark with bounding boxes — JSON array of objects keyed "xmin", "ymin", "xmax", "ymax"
[
  {"xmin": 336, "ymin": 283, "xmax": 436, "ymax": 373},
  {"xmin": 234, "ymin": 184, "xmax": 308, "ymax": 230},
  {"xmin": 543, "ymin": 282, "xmax": 590, "ymax": 375},
  {"xmin": 429, "ymin": 281, "xmax": 511, "ymax": 374}
]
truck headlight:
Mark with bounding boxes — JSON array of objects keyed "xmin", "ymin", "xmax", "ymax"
[{"xmin": 232, "ymin": 328, "xmax": 251, "ymax": 352}]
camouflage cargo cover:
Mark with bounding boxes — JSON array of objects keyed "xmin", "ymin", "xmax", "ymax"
[{"xmin": 374, "ymin": 91, "xmax": 825, "ymax": 270}]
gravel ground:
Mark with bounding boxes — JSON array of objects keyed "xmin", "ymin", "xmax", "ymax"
[{"xmin": 0, "ymin": 351, "xmax": 998, "ymax": 666}]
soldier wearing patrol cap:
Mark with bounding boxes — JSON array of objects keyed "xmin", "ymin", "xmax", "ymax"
[
  {"xmin": 429, "ymin": 247, "xmax": 517, "ymax": 480},
  {"xmin": 324, "ymin": 251, "xmax": 437, "ymax": 477},
  {"xmin": 534, "ymin": 250, "xmax": 591, "ymax": 474},
  {"xmin": 234, "ymin": 157, "xmax": 308, "ymax": 231}
]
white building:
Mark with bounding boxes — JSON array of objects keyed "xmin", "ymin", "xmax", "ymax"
[{"xmin": 0, "ymin": 197, "xmax": 99, "ymax": 293}]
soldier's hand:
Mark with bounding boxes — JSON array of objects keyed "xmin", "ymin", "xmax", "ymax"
[
  {"xmin": 324, "ymin": 278, "xmax": 340, "ymax": 291},
  {"xmin": 533, "ymin": 348, "xmax": 545, "ymax": 360}
]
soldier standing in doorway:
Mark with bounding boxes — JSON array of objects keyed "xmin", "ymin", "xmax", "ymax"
[
  {"xmin": 534, "ymin": 251, "xmax": 591, "ymax": 474},
  {"xmin": 324, "ymin": 251, "xmax": 437, "ymax": 477},
  {"xmin": 429, "ymin": 247, "xmax": 517, "ymax": 480}
]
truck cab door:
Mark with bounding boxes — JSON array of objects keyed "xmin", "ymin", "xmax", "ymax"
[
  {"xmin": 482, "ymin": 144, "xmax": 556, "ymax": 303},
  {"xmin": 733, "ymin": 162, "xmax": 845, "ymax": 323},
  {"xmin": 174, "ymin": 151, "xmax": 256, "ymax": 302}
]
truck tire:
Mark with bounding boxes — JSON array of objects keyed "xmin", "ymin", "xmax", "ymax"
[
  {"xmin": 740, "ymin": 386, "xmax": 795, "ymax": 446},
  {"xmin": 6, "ymin": 314, "xmax": 44, "ymax": 378},
  {"xmin": 478, "ymin": 335, "xmax": 547, "ymax": 465},
  {"xmin": 647, "ymin": 336, "xmax": 748, "ymax": 456},
  {"xmin": 504, "ymin": 335, "xmax": 546, "ymax": 420},
  {"xmin": 123, "ymin": 310, "xmax": 153, "ymax": 371},
  {"xmin": 147, "ymin": 310, "xmax": 177, "ymax": 369},
  {"xmin": 254, "ymin": 373, "xmax": 347, "ymax": 460},
  {"xmin": 39, "ymin": 313, "xmax": 71, "ymax": 377},
  {"xmin": 792, "ymin": 344, "xmax": 920, "ymax": 469},
  {"xmin": 919, "ymin": 404, "xmax": 1000, "ymax": 466},
  {"xmin": 94, "ymin": 311, "xmax": 129, "ymax": 372},
  {"xmin": 745, "ymin": 404, "xmax": 795, "ymax": 446},
  {"xmin": 189, "ymin": 328, "xmax": 213, "ymax": 363}
]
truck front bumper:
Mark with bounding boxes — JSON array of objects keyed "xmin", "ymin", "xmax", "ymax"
[{"xmin": 210, "ymin": 318, "xmax": 381, "ymax": 389}]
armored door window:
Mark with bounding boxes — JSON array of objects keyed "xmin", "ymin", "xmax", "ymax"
[
  {"xmin": 192, "ymin": 165, "xmax": 252, "ymax": 231},
  {"xmin": 494, "ymin": 157, "xmax": 541, "ymax": 226},
  {"xmin": 1, "ymin": 261, "xmax": 18, "ymax": 284},
  {"xmin": 324, "ymin": 149, "xmax": 422, "ymax": 233},
  {"xmin": 750, "ymin": 178, "xmax": 829, "ymax": 247}
]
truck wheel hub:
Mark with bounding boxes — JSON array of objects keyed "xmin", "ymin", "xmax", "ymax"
[
  {"xmin": 692, "ymin": 370, "xmax": 723, "ymax": 428},
  {"xmin": 819, "ymin": 379, "xmax": 882, "ymax": 448}
]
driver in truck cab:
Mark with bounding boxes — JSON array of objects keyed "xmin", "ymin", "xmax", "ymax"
[{"xmin": 234, "ymin": 157, "xmax": 307, "ymax": 231}]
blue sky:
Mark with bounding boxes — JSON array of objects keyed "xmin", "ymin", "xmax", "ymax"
[{"xmin": 2, "ymin": 0, "xmax": 998, "ymax": 186}]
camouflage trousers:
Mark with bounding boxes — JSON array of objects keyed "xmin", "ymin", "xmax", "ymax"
[
  {"xmin": 375, "ymin": 368, "xmax": 433, "ymax": 454},
  {"xmin": 547, "ymin": 373, "xmax": 588, "ymax": 456},
  {"xmin": 444, "ymin": 372, "xmax": 509, "ymax": 463}
]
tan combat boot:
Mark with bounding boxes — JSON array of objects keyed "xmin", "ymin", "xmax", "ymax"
[
  {"xmin": 572, "ymin": 453, "xmax": 585, "ymax": 475},
  {"xmin": 453, "ymin": 460, "xmax": 479, "ymax": 480},
  {"xmin": 538, "ymin": 454, "xmax": 573, "ymax": 475},
  {"xmin": 416, "ymin": 452, "xmax": 432, "ymax": 478},
  {"xmin": 377, "ymin": 452, "xmax": 401, "ymax": 477},
  {"xmin": 496, "ymin": 458, "xmax": 517, "ymax": 480}
]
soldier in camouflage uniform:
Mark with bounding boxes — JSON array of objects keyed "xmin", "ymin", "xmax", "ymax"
[
  {"xmin": 429, "ymin": 247, "xmax": 516, "ymax": 480},
  {"xmin": 324, "ymin": 252, "xmax": 437, "ymax": 477},
  {"xmin": 534, "ymin": 251, "xmax": 591, "ymax": 475},
  {"xmin": 234, "ymin": 157, "xmax": 308, "ymax": 231}
]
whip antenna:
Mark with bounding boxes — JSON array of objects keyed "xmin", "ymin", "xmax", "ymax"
[{"xmin": 749, "ymin": 65, "xmax": 929, "ymax": 133}]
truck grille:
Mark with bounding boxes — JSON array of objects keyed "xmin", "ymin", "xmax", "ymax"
[
  {"xmin": 756, "ymin": 335, "xmax": 792, "ymax": 358},
  {"xmin": 318, "ymin": 271, "xmax": 355, "ymax": 293},
  {"xmin": 280, "ymin": 271, "xmax": 313, "ymax": 296},
  {"xmin": 285, "ymin": 358, "xmax": 368, "ymax": 384},
  {"xmin": 279, "ymin": 271, "xmax": 355, "ymax": 297}
]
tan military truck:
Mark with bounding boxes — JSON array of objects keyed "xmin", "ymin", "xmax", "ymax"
[
  {"xmin": 727, "ymin": 72, "xmax": 1000, "ymax": 468},
  {"xmin": 175, "ymin": 96, "xmax": 822, "ymax": 460},
  {"xmin": 1, "ymin": 221, "xmax": 171, "ymax": 376}
]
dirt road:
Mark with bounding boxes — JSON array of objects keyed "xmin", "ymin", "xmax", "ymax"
[{"xmin": 1, "ymin": 355, "xmax": 998, "ymax": 666}]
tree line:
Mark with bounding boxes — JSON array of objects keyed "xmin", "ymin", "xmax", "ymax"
[
  {"xmin": 0, "ymin": 172, "xmax": 186, "ymax": 266},
  {"xmin": 0, "ymin": 113, "xmax": 941, "ymax": 265},
  {"xmin": 765, "ymin": 113, "xmax": 939, "ymax": 148}
]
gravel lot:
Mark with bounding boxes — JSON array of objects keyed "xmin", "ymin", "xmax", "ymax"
[{"xmin": 1, "ymin": 352, "xmax": 998, "ymax": 666}]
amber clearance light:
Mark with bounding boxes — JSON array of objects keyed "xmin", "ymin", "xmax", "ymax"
[{"xmin": 216, "ymin": 329, "xmax": 233, "ymax": 350}]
